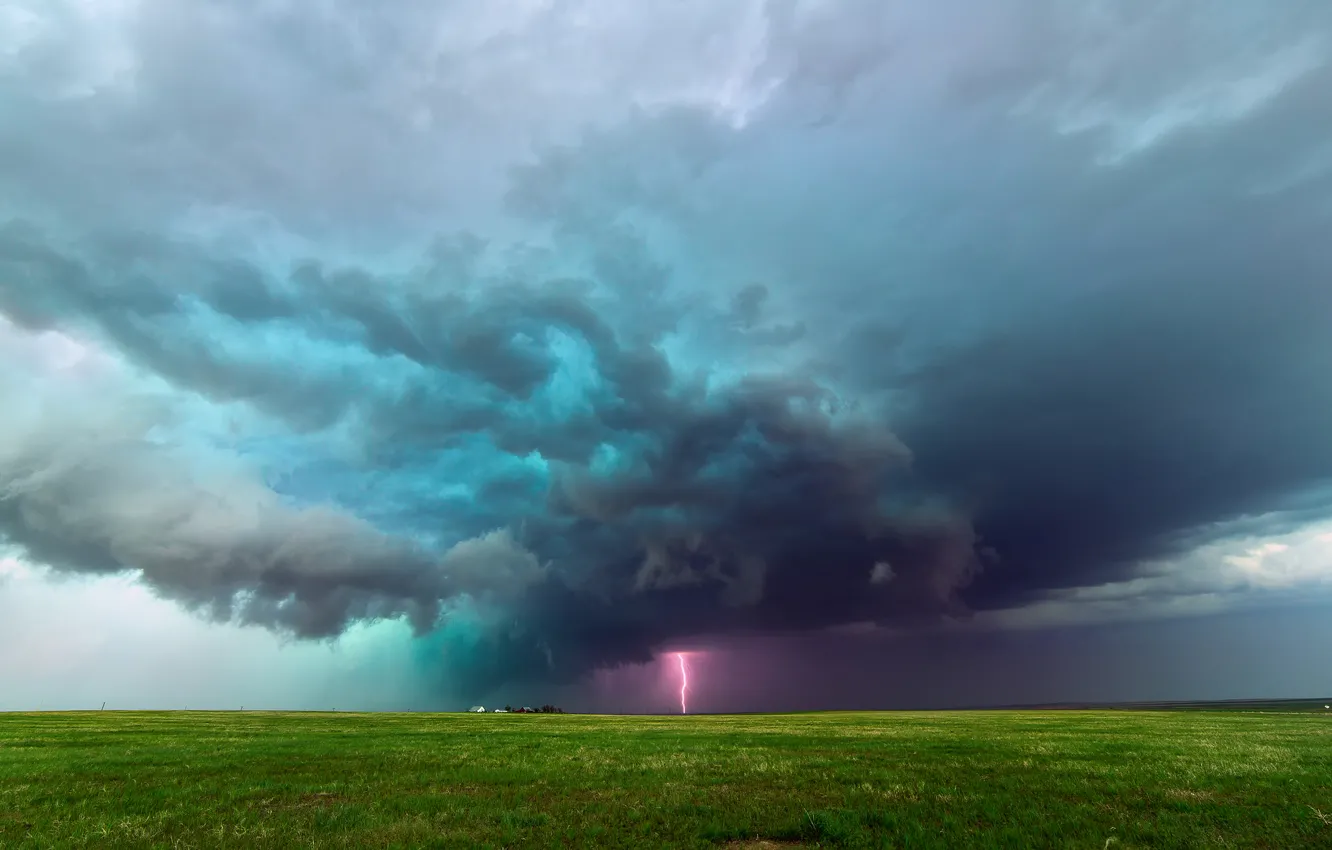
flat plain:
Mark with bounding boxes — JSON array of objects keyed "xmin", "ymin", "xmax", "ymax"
[{"xmin": 2, "ymin": 709, "xmax": 1330, "ymax": 848}]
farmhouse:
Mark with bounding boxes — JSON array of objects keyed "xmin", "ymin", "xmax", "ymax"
[{"xmin": 468, "ymin": 705, "xmax": 485, "ymax": 713}]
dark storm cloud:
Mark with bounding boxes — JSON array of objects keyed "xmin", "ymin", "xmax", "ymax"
[
  {"xmin": 0, "ymin": 217, "xmax": 984, "ymax": 688},
  {"xmin": 875, "ymin": 60, "xmax": 1332, "ymax": 611},
  {"xmin": 3, "ymin": 0, "xmax": 1332, "ymax": 697},
  {"xmin": 496, "ymin": 2, "xmax": 1332, "ymax": 627}
]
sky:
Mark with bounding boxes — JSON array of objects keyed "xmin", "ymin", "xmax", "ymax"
[{"xmin": 2, "ymin": 0, "xmax": 1331, "ymax": 713}]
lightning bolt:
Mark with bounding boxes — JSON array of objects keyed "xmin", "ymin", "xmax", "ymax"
[{"xmin": 676, "ymin": 652, "xmax": 689, "ymax": 715}]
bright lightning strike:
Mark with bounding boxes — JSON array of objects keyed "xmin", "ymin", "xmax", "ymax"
[{"xmin": 676, "ymin": 652, "xmax": 689, "ymax": 715}]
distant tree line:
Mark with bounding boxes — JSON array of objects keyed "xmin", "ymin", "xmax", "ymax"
[{"xmin": 504, "ymin": 704, "xmax": 565, "ymax": 713}]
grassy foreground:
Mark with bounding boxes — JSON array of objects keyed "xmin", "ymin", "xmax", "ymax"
[{"xmin": 2, "ymin": 710, "xmax": 1330, "ymax": 848}]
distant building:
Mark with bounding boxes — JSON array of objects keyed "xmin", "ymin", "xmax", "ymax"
[
  {"xmin": 493, "ymin": 709, "xmax": 508, "ymax": 713},
  {"xmin": 468, "ymin": 705, "xmax": 486, "ymax": 713}
]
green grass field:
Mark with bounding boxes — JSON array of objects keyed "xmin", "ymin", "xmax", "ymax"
[{"xmin": 3, "ymin": 710, "xmax": 1330, "ymax": 848}]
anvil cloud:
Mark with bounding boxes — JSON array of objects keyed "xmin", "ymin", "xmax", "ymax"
[{"xmin": 2, "ymin": 0, "xmax": 1332, "ymax": 709}]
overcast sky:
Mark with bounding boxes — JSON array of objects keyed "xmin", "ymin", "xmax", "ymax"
[{"xmin": 2, "ymin": 0, "xmax": 1331, "ymax": 713}]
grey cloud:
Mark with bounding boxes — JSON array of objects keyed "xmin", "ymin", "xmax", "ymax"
[
  {"xmin": 0, "ymin": 379, "xmax": 562, "ymax": 640},
  {"xmin": 0, "ymin": 398, "xmax": 436, "ymax": 637},
  {"xmin": 0, "ymin": 0, "xmax": 781, "ymax": 243},
  {"xmin": 438, "ymin": 529, "xmax": 546, "ymax": 603}
]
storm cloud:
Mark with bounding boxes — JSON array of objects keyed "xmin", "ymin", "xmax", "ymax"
[{"xmin": 2, "ymin": 0, "xmax": 1331, "ymax": 701}]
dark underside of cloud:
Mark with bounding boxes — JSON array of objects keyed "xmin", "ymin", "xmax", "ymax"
[{"xmin": 2, "ymin": 1, "xmax": 1332, "ymax": 696}]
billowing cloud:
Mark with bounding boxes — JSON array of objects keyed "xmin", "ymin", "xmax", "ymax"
[{"xmin": 2, "ymin": 0, "xmax": 1331, "ymax": 703}]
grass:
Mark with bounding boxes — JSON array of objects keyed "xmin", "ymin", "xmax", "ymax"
[{"xmin": 2, "ymin": 709, "xmax": 1330, "ymax": 848}]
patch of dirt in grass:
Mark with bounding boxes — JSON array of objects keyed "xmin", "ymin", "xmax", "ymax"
[
  {"xmin": 1165, "ymin": 789, "xmax": 1215, "ymax": 801},
  {"xmin": 297, "ymin": 791, "xmax": 347, "ymax": 808},
  {"xmin": 434, "ymin": 784, "xmax": 495, "ymax": 795},
  {"xmin": 249, "ymin": 791, "xmax": 350, "ymax": 812},
  {"xmin": 0, "ymin": 811, "xmax": 33, "ymax": 830}
]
